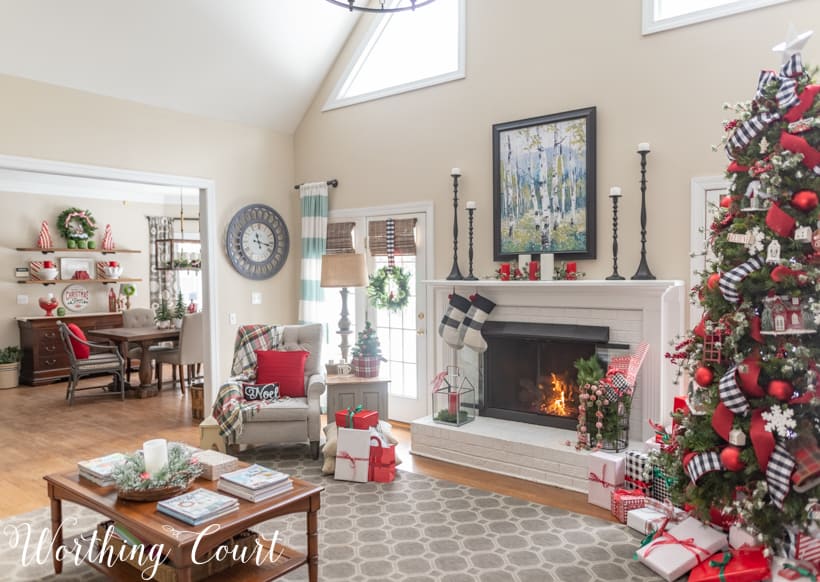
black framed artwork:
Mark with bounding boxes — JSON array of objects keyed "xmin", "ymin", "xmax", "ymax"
[{"xmin": 492, "ymin": 107, "xmax": 596, "ymax": 261}]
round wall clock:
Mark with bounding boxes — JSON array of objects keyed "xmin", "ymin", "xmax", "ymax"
[{"xmin": 225, "ymin": 204, "xmax": 289, "ymax": 280}]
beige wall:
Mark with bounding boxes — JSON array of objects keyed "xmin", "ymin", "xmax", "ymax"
[
  {"xmin": 0, "ymin": 75, "xmax": 298, "ymax": 376},
  {"xmin": 294, "ymin": 0, "xmax": 820, "ymax": 282}
]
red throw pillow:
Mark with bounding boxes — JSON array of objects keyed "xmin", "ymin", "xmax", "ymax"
[
  {"xmin": 66, "ymin": 323, "xmax": 90, "ymax": 359},
  {"xmin": 255, "ymin": 350, "xmax": 308, "ymax": 397}
]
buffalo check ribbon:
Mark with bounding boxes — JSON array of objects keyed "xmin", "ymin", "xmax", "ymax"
[
  {"xmin": 766, "ymin": 442, "xmax": 796, "ymax": 509},
  {"xmin": 718, "ymin": 256, "xmax": 765, "ymax": 305},
  {"xmin": 684, "ymin": 451, "xmax": 723, "ymax": 484},
  {"xmin": 719, "ymin": 365, "xmax": 750, "ymax": 415}
]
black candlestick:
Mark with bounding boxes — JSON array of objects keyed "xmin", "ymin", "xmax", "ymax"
[
  {"xmin": 631, "ymin": 149, "xmax": 656, "ymax": 280},
  {"xmin": 465, "ymin": 206, "xmax": 478, "ymax": 280},
  {"xmin": 446, "ymin": 171, "xmax": 464, "ymax": 280},
  {"xmin": 606, "ymin": 194, "xmax": 625, "ymax": 280}
]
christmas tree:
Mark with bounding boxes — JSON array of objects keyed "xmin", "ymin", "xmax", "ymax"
[
  {"xmin": 351, "ymin": 319, "xmax": 385, "ymax": 360},
  {"xmin": 658, "ymin": 31, "xmax": 819, "ymax": 550}
]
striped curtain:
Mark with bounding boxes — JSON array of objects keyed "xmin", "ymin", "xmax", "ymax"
[
  {"xmin": 147, "ymin": 216, "xmax": 178, "ymax": 309},
  {"xmin": 298, "ymin": 182, "xmax": 329, "ymax": 323}
]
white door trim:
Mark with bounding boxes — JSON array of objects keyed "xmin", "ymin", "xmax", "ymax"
[
  {"xmin": 690, "ymin": 175, "xmax": 729, "ymax": 324},
  {"xmin": 0, "ymin": 153, "xmax": 220, "ymax": 406}
]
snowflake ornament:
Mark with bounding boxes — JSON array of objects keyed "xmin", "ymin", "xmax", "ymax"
[
  {"xmin": 761, "ymin": 405, "xmax": 797, "ymax": 438},
  {"xmin": 745, "ymin": 227, "xmax": 765, "ymax": 255}
]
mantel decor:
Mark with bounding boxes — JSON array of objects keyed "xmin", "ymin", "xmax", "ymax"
[{"xmin": 492, "ymin": 107, "xmax": 596, "ymax": 261}]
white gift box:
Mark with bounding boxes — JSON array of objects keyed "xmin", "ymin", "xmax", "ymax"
[
  {"xmin": 627, "ymin": 507, "xmax": 669, "ymax": 535},
  {"xmin": 587, "ymin": 451, "xmax": 625, "ymax": 509},
  {"xmin": 635, "ymin": 516, "xmax": 728, "ymax": 582},
  {"xmin": 334, "ymin": 427, "xmax": 371, "ymax": 483},
  {"xmin": 729, "ymin": 523, "xmax": 762, "ymax": 549}
]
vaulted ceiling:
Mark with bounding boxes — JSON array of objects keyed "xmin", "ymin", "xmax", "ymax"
[{"xmin": 0, "ymin": 0, "xmax": 361, "ymax": 133}]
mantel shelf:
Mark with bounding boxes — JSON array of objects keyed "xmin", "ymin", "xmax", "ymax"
[
  {"xmin": 16, "ymin": 247, "xmax": 142, "ymax": 254},
  {"xmin": 18, "ymin": 278, "xmax": 142, "ymax": 286}
]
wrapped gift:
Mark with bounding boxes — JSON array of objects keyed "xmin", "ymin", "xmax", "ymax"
[
  {"xmin": 334, "ymin": 427, "xmax": 371, "ymax": 482},
  {"xmin": 770, "ymin": 556, "xmax": 818, "ymax": 581},
  {"xmin": 728, "ymin": 524, "xmax": 761, "ymax": 549},
  {"xmin": 687, "ymin": 547, "xmax": 770, "ymax": 582},
  {"xmin": 650, "ymin": 465, "xmax": 677, "ymax": 503},
  {"xmin": 635, "ymin": 516, "xmax": 728, "ymax": 581},
  {"xmin": 587, "ymin": 451, "xmax": 625, "ymax": 509},
  {"xmin": 625, "ymin": 450, "xmax": 653, "ymax": 493},
  {"xmin": 368, "ymin": 433, "xmax": 396, "ymax": 483},
  {"xmin": 627, "ymin": 506, "xmax": 682, "ymax": 535},
  {"xmin": 611, "ymin": 488, "xmax": 646, "ymax": 523},
  {"xmin": 334, "ymin": 406, "xmax": 379, "ymax": 430},
  {"xmin": 785, "ymin": 529, "xmax": 820, "ymax": 569}
]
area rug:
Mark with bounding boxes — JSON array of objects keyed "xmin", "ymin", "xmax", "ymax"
[{"xmin": 0, "ymin": 446, "xmax": 662, "ymax": 581}]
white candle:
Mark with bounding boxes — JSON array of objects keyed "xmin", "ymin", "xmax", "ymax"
[
  {"xmin": 143, "ymin": 438, "xmax": 168, "ymax": 475},
  {"xmin": 609, "ymin": 186, "xmax": 622, "ymax": 197},
  {"xmin": 540, "ymin": 254, "xmax": 554, "ymax": 281},
  {"xmin": 451, "ymin": 167, "xmax": 462, "ymax": 176},
  {"xmin": 518, "ymin": 254, "xmax": 530, "ymax": 270},
  {"xmin": 466, "ymin": 201, "xmax": 476, "ymax": 209},
  {"xmin": 638, "ymin": 142, "xmax": 651, "ymax": 152}
]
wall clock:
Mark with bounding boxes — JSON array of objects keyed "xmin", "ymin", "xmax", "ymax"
[{"xmin": 225, "ymin": 204, "xmax": 289, "ymax": 280}]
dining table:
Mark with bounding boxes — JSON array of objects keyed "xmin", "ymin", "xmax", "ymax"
[{"xmin": 87, "ymin": 326, "xmax": 180, "ymax": 396}]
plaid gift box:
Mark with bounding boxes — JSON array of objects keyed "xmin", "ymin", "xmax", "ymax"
[
  {"xmin": 610, "ymin": 487, "xmax": 646, "ymax": 523},
  {"xmin": 785, "ymin": 529, "xmax": 820, "ymax": 569},
  {"xmin": 625, "ymin": 450, "xmax": 653, "ymax": 493},
  {"xmin": 650, "ymin": 466, "xmax": 677, "ymax": 503}
]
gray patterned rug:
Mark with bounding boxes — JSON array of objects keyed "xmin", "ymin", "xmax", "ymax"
[{"xmin": 0, "ymin": 446, "xmax": 662, "ymax": 581}]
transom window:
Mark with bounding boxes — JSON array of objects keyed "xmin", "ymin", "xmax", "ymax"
[
  {"xmin": 324, "ymin": 0, "xmax": 465, "ymax": 111},
  {"xmin": 642, "ymin": 0, "xmax": 792, "ymax": 34}
]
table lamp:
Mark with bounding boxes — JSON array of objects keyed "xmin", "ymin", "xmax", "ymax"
[{"xmin": 320, "ymin": 253, "xmax": 368, "ymax": 363}]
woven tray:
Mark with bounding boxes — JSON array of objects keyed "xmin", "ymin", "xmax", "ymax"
[{"xmin": 116, "ymin": 481, "xmax": 191, "ymax": 502}]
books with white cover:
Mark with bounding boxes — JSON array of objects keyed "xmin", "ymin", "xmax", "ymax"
[
  {"xmin": 220, "ymin": 464, "xmax": 289, "ymax": 491},
  {"xmin": 77, "ymin": 452, "xmax": 127, "ymax": 485},
  {"xmin": 218, "ymin": 479, "xmax": 293, "ymax": 502},
  {"xmin": 157, "ymin": 488, "xmax": 239, "ymax": 526}
]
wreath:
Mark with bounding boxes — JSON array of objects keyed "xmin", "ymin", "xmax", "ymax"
[
  {"xmin": 367, "ymin": 266, "xmax": 411, "ymax": 312},
  {"xmin": 57, "ymin": 207, "xmax": 97, "ymax": 240}
]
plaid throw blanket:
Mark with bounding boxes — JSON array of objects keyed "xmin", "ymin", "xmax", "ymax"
[
  {"xmin": 212, "ymin": 380, "xmax": 275, "ymax": 444},
  {"xmin": 230, "ymin": 324, "xmax": 281, "ymax": 378}
]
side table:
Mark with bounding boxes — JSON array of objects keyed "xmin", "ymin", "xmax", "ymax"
[{"xmin": 326, "ymin": 375, "xmax": 389, "ymax": 422}]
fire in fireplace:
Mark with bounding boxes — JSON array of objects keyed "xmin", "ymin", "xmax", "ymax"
[{"xmin": 480, "ymin": 322, "xmax": 613, "ymax": 430}]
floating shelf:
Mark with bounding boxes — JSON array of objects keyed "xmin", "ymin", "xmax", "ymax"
[
  {"xmin": 18, "ymin": 278, "xmax": 142, "ymax": 286},
  {"xmin": 16, "ymin": 247, "xmax": 142, "ymax": 254}
]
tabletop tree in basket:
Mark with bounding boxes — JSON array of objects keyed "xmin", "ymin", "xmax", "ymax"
[
  {"xmin": 351, "ymin": 320, "xmax": 386, "ymax": 378},
  {"xmin": 154, "ymin": 299, "xmax": 172, "ymax": 329}
]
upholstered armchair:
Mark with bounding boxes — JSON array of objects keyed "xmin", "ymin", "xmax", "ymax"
[{"xmin": 216, "ymin": 323, "xmax": 326, "ymax": 458}]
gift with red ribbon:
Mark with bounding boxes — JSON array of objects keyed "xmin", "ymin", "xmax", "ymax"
[
  {"xmin": 687, "ymin": 547, "xmax": 770, "ymax": 582},
  {"xmin": 627, "ymin": 498, "xmax": 687, "ymax": 535},
  {"xmin": 334, "ymin": 427, "xmax": 371, "ymax": 482},
  {"xmin": 610, "ymin": 487, "xmax": 646, "ymax": 523},
  {"xmin": 635, "ymin": 516, "xmax": 729, "ymax": 581},
  {"xmin": 368, "ymin": 434, "xmax": 396, "ymax": 483},
  {"xmin": 587, "ymin": 451, "xmax": 625, "ymax": 509},
  {"xmin": 334, "ymin": 405, "xmax": 379, "ymax": 430}
]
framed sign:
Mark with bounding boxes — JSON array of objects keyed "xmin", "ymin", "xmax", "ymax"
[
  {"xmin": 60, "ymin": 258, "xmax": 95, "ymax": 281},
  {"xmin": 492, "ymin": 107, "xmax": 596, "ymax": 261},
  {"xmin": 62, "ymin": 284, "xmax": 90, "ymax": 312}
]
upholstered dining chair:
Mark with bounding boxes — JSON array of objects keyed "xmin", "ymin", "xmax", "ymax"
[
  {"xmin": 56, "ymin": 321, "xmax": 125, "ymax": 405},
  {"xmin": 121, "ymin": 307, "xmax": 155, "ymax": 383},
  {"xmin": 154, "ymin": 312, "xmax": 203, "ymax": 394}
]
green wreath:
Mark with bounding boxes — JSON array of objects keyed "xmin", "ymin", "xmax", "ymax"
[
  {"xmin": 367, "ymin": 266, "xmax": 411, "ymax": 312},
  {"xmin": 57, "ymin": 207, "xmax": 97, "ymax": 240}
]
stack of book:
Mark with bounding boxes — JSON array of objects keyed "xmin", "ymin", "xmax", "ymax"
[
  {"xmin": 77, "ymin": 452, "xmax": 127, "ymax": 486},
  {"xmin": 157, "ymin": 488, "xmax": 239, "ymax": 525},
  {"xmin": 218, "ymin": 464, "xmax": 292, "ymax": 502}
]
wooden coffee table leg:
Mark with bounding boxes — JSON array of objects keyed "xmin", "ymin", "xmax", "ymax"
[
  {"xmin": 176, "ymin": 566, "xmax": 192, "ymax": 582},
  {"xmin": 48, "ymin": 485, "xmax": 63, "ymax": 574},
  {"xmin": 307, "ymin": 494, "xmax": 319, "ymax": 582}
]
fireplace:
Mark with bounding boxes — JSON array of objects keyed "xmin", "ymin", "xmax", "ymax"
[{"xmin": 480, "ymin": 321, "xmax": 613, "ymax": 430}]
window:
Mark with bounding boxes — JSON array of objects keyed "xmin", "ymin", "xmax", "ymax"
[
  {"xmin": 324, "ymin": 0, "xmax": 465, "ymax": 111},
  {"xmin": 642, "ymin": 0, "xmax": 792, "ymax": 34}
]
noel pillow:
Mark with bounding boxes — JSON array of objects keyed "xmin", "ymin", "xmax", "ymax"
[{"xmin": 255, "ymin": 350, "xmax": 308, "ymax": 398}]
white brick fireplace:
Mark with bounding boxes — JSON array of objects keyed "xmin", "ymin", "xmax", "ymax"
[{"xmin": 411, "ymin": 279, "xmax": 686, "ymax": 493}]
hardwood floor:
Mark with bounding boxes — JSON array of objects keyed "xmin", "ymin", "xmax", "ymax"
[{"xmin": 0, "ymin": 373, "xmax": 612, "ymax": 523}]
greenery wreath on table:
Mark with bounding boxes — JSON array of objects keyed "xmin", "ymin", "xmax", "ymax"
[
  {"xmin": 111, "ymin": 443, "xmax": 202, "ymax": 497},
  {"xmin": 56, "ymin": 207, "xmax": 97, "ymax": 241},
  {"xmin": 367, "ymin": 266, "xmax": 411, "ymax": 312}
]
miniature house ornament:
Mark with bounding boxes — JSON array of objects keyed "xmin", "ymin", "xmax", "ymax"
[
  {"xmin": 795, "ymin": 225, "xmax": 812, "ymax": 242},
  {"xmin": 766, "ymin": 240, "xmax": 781, "ymax": 264}
]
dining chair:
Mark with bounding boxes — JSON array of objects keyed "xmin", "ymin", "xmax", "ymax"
[
  {"xmin": 154, "ymin": 312, "xmax": 203, "ymax": 394},
  {"xmin": 56, "ymin": 321, "xmax": 125, "ymax": 405},
  {"xmin": 121, "ymin": 307, "xmax": 155, "ymax": 383}
]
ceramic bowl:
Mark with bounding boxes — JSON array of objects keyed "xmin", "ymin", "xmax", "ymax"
[
  {"xmin": 103, "ymin": 266, "xmax": 123, "ymax": 279},
  {"xmin": 39, "ymin": 267, "xmax": 59, "ymax": 280}
]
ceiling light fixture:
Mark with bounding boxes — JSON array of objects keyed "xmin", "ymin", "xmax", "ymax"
[{"xmin": 325, "ymin": 0, "xmax": 436, "ymax": 13}]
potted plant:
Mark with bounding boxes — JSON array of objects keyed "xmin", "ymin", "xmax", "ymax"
[
  {"xmin": 0, "ymin": 346, "xmax": 21, "ymax": 390},
  {"xmin": 350, "ymin": 320, "xmax": 386, "ymax": 378},
  {"xmin": 173, "ymin": 292, "xmax": 186, "ymax": 329},
  {"xmin": 154, "ymin": 299, "xmax": 172, "ymax": 329}
]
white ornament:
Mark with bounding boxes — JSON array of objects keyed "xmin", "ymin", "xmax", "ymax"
[
  {"xmin": 728, "ymin": 233, "xmax": 751, "ymax": 244},
  {"xmin": 766, "ymin": 240, "xmax": 781, "ymax": 263},
  {"xmin": 795, "ymin": 226, "xmax": 812, "ymax": 242},
  {"xmin": 729, "ymin": 428, "xmax": 747, "ymax": 446},
  {"xmin": 761, "ymin": 405, "xmax": 796, "ymax": 438},
  {"xmin": 745, "ymin": 227, "xmax": 765, "ymax": 255}
]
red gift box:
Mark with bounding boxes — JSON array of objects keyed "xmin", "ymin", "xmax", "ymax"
[
  {"xmin": 688, "ymin": 547, "xmax": 770, "ymax": 582},
  {"xmin": 368, "ymin": 435, "xmax": 396, "ymax": 483},
  {"xmin": 610, "ymin": 487, "xmax": 646, "ymax": 523},
  {"xmin": 334, "ymin": 406, "xmax": 379, "ymax": 430}
]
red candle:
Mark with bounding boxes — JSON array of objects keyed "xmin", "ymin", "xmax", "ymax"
[
  {"xmin": 528, "ymin": 261, "xmax": 539, "ymax": 280},
  {"xmin": 448, "ymin": 392, "xmax": 459, "ymax": 415},
  {"xmin": 500, "ymin": 263, "xmax": 511, "ymax": 281},
  {"xmin": 566, "ymin": 262, "xmax": 577, "ymax": 280}
]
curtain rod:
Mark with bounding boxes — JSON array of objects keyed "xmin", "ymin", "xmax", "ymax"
[{"xmin": 293, "ymin": 179, "xmax": 338, "ymax": 190}]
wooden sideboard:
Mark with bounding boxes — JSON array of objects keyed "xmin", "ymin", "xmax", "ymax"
[{"xmin": 17, "ymin": 312, "xmax": 123, "ymax": 386}]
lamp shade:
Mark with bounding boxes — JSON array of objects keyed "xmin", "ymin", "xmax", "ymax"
[{"xmin": 320, "ymin": 253, "xmax": 368, "ymax": 288}]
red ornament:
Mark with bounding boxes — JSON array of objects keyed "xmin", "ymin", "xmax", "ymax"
[
  {"xmin": 139, "ymin": 471, "xmax": 150, "ymax": 480},
  {"xmin": 737, "ymin": 356, "xmax": 765, "ymax": 398},
  {"xmin": 720, "ymin": 196, "xmax": 732, "ymax": 208},
  {"xmin": 791, "ymin": 190, "xmax": 819, "ymax": 212},
  {"xmin": 694, "ymin": 366, "xmax": 714, "ymax": 387},
  {"xmin": 707, "ymin": 273, "xmax": 721, "ymax": 291},
  {"xmin": 768, "ymin": 379, "xmax": 794, "ymax": 401},
  {"xmin": 720, "ymin": 446, "xmax": 746, "ymax": 471}
]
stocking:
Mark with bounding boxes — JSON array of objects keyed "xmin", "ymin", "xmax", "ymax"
[
  {"xmin": 458, "ymin": 293, "xmax": 496, "ymax": 352},
  {"xmin": 439, "ymin": 293, "xmax": 471, "ymax": 349}
]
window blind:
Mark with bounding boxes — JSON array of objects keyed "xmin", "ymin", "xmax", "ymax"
[
  {"xmin": 325, "ymin": 222, "xmax": 355, "ymax": 254},
  {"xmin": 368, "ymin": 218, "xmax": 417, "ymax": 256}
]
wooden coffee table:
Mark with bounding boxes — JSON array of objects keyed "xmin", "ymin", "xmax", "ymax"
[{"xmin": 44, "ymin": 467, "xmax": 323, "ymax": 581}]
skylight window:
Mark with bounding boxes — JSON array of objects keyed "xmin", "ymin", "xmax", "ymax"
[
  {"xmin": 642, "ymin": 0, "xmax": 792, "ymax": 34},
  {"xmin": 324, "ymin": 0, "xmax": 465, "ymax": 110}
]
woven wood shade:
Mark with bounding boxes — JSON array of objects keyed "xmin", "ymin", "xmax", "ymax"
[
  {"xmin": 368, "ymin": 218, "xmax": 417, "ymax": 256},
  {"xmin": 326, "ymin": 222, "xmax": 355, "ymax": 254}
]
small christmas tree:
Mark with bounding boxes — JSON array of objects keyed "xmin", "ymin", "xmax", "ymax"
[
  {"xmin": 174, "ymin": 291, "xmax": 186, "ymax": 320},
  {"xmin": 154, "ymin": 298, "xmax": 172, "ymax": 325},
  {"xmin": 352, "ymin": 320, "xmax": 385, "ymax": 360}
]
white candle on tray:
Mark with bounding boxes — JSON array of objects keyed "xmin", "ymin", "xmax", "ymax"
[{"xmin": 143, "ymin": 438, "xmax": 168, "ymax": 475}]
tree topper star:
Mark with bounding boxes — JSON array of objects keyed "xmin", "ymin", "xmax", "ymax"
[{"xmin": 772, "ymin": 26, "xmax": 814, "ymax": 64}]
